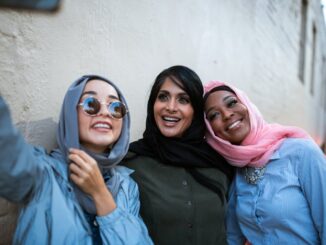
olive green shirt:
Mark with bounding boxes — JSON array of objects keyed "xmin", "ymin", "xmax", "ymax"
[{"xmin": 122, "ymin": 152, "xmax": 230, "ymax": 245}]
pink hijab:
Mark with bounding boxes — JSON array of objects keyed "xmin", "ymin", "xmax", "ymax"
[{"xmin": 204, "ymin": 81, "xmax": 310, "ymax": 167}]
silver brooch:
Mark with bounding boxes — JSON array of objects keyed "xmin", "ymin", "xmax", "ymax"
[{"xmin": 243, "ymin": 166, "xmax": 266, "ymax": 185}]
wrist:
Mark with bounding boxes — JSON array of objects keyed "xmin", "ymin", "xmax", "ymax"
[{"xmin": 92, "ymin": 187, "xmax": 117, "ymax": 216}]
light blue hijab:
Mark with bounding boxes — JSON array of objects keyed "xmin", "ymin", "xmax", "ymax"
[{"xmin": 52, "ymin": 75, "xmax": 130, "ymax": 214}]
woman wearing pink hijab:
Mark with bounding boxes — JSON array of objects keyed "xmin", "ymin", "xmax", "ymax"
[{"xmin": 203, "ymin": 81, "xmax": 326, "ymax": 245}]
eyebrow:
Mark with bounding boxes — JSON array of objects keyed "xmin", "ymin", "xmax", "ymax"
[
  {"xmin": 81, "ymin": 91, "xmax": 120, "ymax": 100},
  {"xmin": 158, "ymin": 90, "xmax": 189, "ymax": 97},
  {"xmin": 223, "ymin": 95, "xmax": 234, "ymax": 102}
]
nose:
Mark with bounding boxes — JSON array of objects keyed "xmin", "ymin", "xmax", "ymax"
[
  {"xmin": 221, "ymin": 108, "xmax": 234, "ymax": 121},
  {"xmin": 98, "ymin": 102, "xmax": 110, "ymax": 117},
  {"xmin": 166, "ymin": 99, "xmax": 177, "ymax": 112}
]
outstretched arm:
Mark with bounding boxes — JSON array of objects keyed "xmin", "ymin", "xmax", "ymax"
[{"xmin": 0, "ymin": 97, "xmax": 43, "ymax": 202}]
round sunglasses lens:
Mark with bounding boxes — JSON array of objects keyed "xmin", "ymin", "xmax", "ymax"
[
  {"xmin": 82, "ymin": 97, "xmax": 100, "ymax": 115},
  {"xmin": 108, "ymin": 101, "xmax": 126, "ymax": 119}
]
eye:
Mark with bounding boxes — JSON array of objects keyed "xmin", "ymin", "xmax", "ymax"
[
  {"xmin": 227, "ymin": 98, "xmax": 238, "ymax": 108},
  {"xmin": 157, "ymin": 92, "xmax": 169, "ymax": 102},
  {"xmin": 178, "ymin": 96, "xmax": 190, "ymax": 105},
  {"xmin": 206, "ymin": 111, "xmax": 220, "ymax": 121}
]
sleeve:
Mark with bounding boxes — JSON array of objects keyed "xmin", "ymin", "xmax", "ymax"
[
  {"xmin": 226, "ymin": 178, "xmax": 246, "ymax": 245},
  {"xmin": 96, "ymin": 177, "xmax": 153, "ymax": 245},
  {"xmin": 298, "ymin": 140, "xmax": 326, "ymax": 245},
  {"xmin": 0, "ymin": 96, "xmax": 43, "ymax": 202}
]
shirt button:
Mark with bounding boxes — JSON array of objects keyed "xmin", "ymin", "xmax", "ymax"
[
  {"xmin": 188, "ymin": 223, "xmax": 193, "ymax": 228},
  {"xmin": 93, "ymin": 220, "xmax": 98, "ymax": 227},
  {"xmin": 187, "ymin": 201, "xmax": 192, "ymax": 206},
  {"xmin": 182, "ymin": 180, "xmax": 188, "ymax": 187}
]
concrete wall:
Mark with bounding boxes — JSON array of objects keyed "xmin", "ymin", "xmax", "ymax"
[{"xmin": 0, "ymin": 0, "xmax": 325, "ymax": 243}]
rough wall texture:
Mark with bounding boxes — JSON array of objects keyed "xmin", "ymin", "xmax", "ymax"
[{"xmin": 0, "ymin": 0, "xmax": 325, "ymax": 243}]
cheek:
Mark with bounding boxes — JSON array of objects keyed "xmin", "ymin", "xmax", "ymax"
[
  {"xmin": 77, "ymin": 108, "xmax": 92, "ymax": 134},
  {"xmin": 183, "ymin": 106, "xmax": 194, "ymax": 122},
  {"xmin": 153, "ymin": 101, "xmax": 161, "ymax": 114},
  {"xmin": 153, "ymin": 103, "xmax": 161, "ymax": 123},
  {"xmin": 77, "ymin": 112, "xmax": 86, "ymax": 132},
  {"xmin": 114, "ymin": 121, "xmax": 123, "ymax": 137},
  {"xmin": 243, "ymin": 108, "xmax": 251, "ymax": 129},
  {"xmin": 210, "ymin": 121, "xmax": 224, "ymax": 137}
]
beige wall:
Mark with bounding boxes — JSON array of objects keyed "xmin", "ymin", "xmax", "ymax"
[{"xmin": 0, "ymin": 0, "xmax": 325, "ymax": 243}]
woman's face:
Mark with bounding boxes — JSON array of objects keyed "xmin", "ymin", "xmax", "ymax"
[
  {"xmin": 204, "ymin": 90, "xmax": 250, "ymax": 145},
  {"xmin": 153, "ymin": 78, "xmax": 194, "ymax": 138},
  {"xmin": 78, "ymin": 80, "xmax": 123, "ymax": 153}
]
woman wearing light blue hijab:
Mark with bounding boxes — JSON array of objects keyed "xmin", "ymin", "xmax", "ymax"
[{"xmin": 0, "ymin": 75, "xmax": 153, "ymax": 244}]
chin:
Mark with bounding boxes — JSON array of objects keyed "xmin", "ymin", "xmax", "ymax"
[{"xmin": 160, "ymin": 130, "xmax": 180, "ymax": 138}]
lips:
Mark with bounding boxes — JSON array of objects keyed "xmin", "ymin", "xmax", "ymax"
[
  {"xmin": 162, "ymin": 116, "xmax": 180, "ymax": 122},
  {"xmin": 92, "ymin": 121, "xmax": 112, "ymax": 130},
  {"xmin": 226, "ymin": 119, "xmax": 242, "ymax": 131}
]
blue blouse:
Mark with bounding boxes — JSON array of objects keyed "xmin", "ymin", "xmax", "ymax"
[
  {"xmin": 0, "ymin": 97, "xmax": 153, "ymax": 244},
  {"xmin": 227, "ymin": 138, "xmax": 326, "ymax": 245}
]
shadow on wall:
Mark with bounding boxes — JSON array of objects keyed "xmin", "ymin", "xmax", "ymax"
[
  {"xmin": 16, "ymin": 117, "xmax": 58, "ymax": 151},
  {"xmin": 0, "ymin": 118, "xmax": 57, "ymax": 245}
]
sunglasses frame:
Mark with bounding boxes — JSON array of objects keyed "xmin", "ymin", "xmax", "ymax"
[{"xmin": 78, "ymin": 96, "xmax": 128, "ymax": 120}]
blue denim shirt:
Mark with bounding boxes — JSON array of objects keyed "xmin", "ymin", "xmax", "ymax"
[
  {"xmin": 0, "ymin": 97, "xmax": 153, "ymax": 244},
  {"xmin": 227, "ymin": 138, "xmax": 326, "ymax": 245}
]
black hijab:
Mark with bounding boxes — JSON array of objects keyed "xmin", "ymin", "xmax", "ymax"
[{"xmin": 130, "ymin": 66, "xmax": 234, "ymax": 199}]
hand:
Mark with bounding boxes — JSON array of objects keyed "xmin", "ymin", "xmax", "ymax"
[
  {"xmin": 69, "ymin": 148, "xmax": 116, "ymax": 215},
  {"xmin": 69, "ymin": 148, "xmax": 106, "ymax": 196}
]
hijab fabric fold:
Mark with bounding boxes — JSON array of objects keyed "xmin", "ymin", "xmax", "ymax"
[
  {"xmin": 51, "ymin": 75, "xmax": 130, "ymax": 214},
  {"xmin": 204, "ymin": 81, "xmax": 310, "ymax": 168}
]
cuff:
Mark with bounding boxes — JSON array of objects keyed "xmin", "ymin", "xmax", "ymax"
[{"xmin": 96, "ymin": 207, "xmax": 126, "ymax": 226}]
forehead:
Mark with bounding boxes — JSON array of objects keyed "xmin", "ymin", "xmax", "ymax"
[
  {"xmin": 205, "ymin": 90, "xmax": 237, "ymax": 108},
  {"xmin": 83, "ymin": 79, "xmax": 118, "ymax": 97},
  {"xmin": 159, "ymin": 77, "xmax": 187, "ymax": 94}
]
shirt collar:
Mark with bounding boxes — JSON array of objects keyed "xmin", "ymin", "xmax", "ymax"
[{"xmin": 270, "ymin": 149, "xmax": 281, "ymax": 160}]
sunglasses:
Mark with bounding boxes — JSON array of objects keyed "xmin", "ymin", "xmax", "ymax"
[{"xmin": 78, "ymin": 97, "xmax": 128, "ymax": 119}]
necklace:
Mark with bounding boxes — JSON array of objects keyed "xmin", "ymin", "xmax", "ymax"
[{"xmin": 243, "ymin": 166, "xmax": 266, "ymax": 184}]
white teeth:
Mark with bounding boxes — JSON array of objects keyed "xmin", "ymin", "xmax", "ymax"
[
  {"xmin": 163, "ymin": 116, "xmax": 180, "ymax": 122},
  {"xmin": 228, "ymin": 120, "xmax": 240, "ymax": 130},
  {"xmin": 94, "ymin": 123, "xmax": 111, "ymax": 129}
]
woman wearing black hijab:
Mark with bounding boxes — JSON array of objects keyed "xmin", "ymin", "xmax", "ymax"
[{"xmin": 123, "ymin": 66, "xmax": 234, "ymax": 245}]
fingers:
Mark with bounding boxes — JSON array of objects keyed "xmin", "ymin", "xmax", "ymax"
[
  {"xmin": 69, "ymin": 148, "xmax": 97, "ymax": 170},
  {"xmin": 70, "ymin": 172, "xmax": 83, "ymax": 186},
  {"xmin": 68, "ymin": 148, "xmax": 98, "ymax": 178},
  {"xmin": 69, "ymin": 162, "xmax": 85, "ymax": 178}
]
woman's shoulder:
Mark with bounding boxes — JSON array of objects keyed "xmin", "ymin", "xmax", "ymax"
[
  {"xmin": 111, "ymin": 166, "xmax": 139, "ymax": 196},
  {"xmin": 278, "ymin": 138, "xmax": 325, "ymax": 168},
  {"xmin": 121, "ymin": 151, "xmax": 161, "ymax": 168},
  {"xmin": 279, "ymin": 138, "xmax": 320, "ymax": 155}
]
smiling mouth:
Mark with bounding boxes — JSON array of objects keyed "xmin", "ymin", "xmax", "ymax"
[
  {"xmin": 162, "ymin": 116, "xmax": 180, "ymax": 123},
  {"xmin": 226, "ymin": 120, "xmax": 242, "ymax": 131},
  {"xmin": 93, "ymin": 123, "xmax": 112, "ymax": 129}
]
